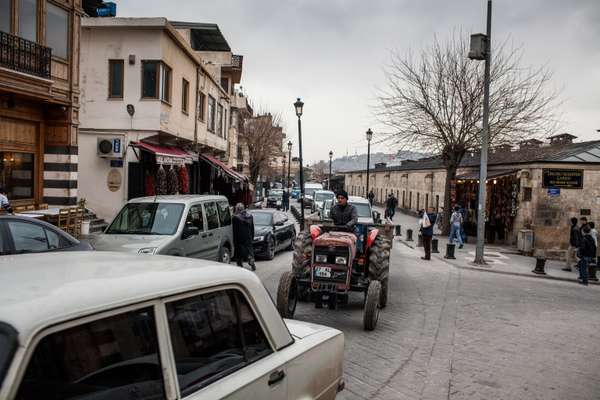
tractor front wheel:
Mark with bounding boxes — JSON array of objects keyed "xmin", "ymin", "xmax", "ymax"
[
  {"xmin": 363, "ymin": 280, "xmax": 381, "ymax": 331},
  {"xmin": 277, "ymin": 271, "xmax": 298, "ymax": 318},
  {"xmin": 368, "ymin": 235, "xmax": 391, "ymax": 308}
]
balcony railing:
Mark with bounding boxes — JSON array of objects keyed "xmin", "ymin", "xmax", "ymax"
[
  {"xmin": 231, "ymin": 54, "xmax": 243, "ymax": 69},
  {"xmin": 0, "ymin": 30, "xmax": 52, "ymax": 79}
]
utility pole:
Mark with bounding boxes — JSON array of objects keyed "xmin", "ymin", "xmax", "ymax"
[{"xmin": 294, "ymin": 98, "xmax": 305, "ymax": 230}]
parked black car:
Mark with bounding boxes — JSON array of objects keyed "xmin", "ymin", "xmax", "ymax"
[
  {"xmin": 0, "ymin": 216, "xmax": 93, "ymax": 255},
  {"xmin": 266, "ymin": 189, "xmax": 284, "ymax": 209},
  {"xmin": 249, "ymin": 210, "xmax": 296, "ymax": 260}
]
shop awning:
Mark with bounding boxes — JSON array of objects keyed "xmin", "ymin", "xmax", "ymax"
[
  {"xmin": 132, "ymin": 141, "xmax": 195, "ymax": 164},
  {"xmin": 200, "ymin": 154, "xmax": 248, "ymax": 182},
  {"xmin": 456, "ymin": 169, "xmax": 517, "ymax": 181}
]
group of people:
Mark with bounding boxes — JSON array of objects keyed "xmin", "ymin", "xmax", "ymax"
[
  {"xmin": 367, "ymin": 190, "xmax": 399, "ymax": 222},
  {"xmin": 565, "ymin": 217, "xmax": 598, "ymax": 285}
]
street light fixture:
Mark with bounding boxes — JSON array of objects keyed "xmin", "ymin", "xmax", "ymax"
[
  {"xmin": 469, "ymin": 0, "xmax": 492, "ymax": 265},
  {"xmin": 287, "ymin": 141, "xmax": 292, "ymax": 191},
  {"xmin": 294, "ymin": 98, "xmax": 306, "ymax": 230},
  {"xmin": 328, "ymin": 150, "xmax": 333, "ymax": 190},
  {"xmin": 366, "ymin": 128, "xmax": 373, "ymax": 200}
]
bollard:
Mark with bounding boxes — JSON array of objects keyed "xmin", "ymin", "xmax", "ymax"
[
  {"xmin": 432, "ymin": 238, "xmax": 439, "ymax": 253},
  {"xmin": 445, "ymin": 243, "xmax": 456, "ymax": 259},
  {"xmin": 395, "ymin": 225, "xmax": 402, "ymax": 236},
  {"xmin": 532, "ymin": 257, "xmax": 547, "ymax": 275},
  {"xmin": 588, "ymin": 260, "xmax": 598, "ymax": 282},
  {"xmin": 417, "ymin": 234, "xmax": 423, "ymax": 247},
  {"xmin": 406, "ymin": 229, "xmax": 414, "ymax": 241}
]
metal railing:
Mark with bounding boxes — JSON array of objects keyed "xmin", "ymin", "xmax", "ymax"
[
  {"xmin": 0, "ymin": 30, "xmax": 52, "ymax": 79},
  {"xmin": 231, "ymin": 54, "xmax": 243, "ymax": 69}
]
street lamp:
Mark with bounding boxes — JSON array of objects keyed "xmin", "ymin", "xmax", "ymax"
[
  {"xmin": 294, "ymin": 98, "xmax": 306, "ymax": 230},
  {"xmin": 366, "ymin": 128, "xmax": 373, "ymax": 200},
  {"xmin": 287, "ymin": 141, "xmax": 292, "ymax": 191},
  {"xmin": 469, "ymin": 0, "xmax": 492, "ymax": 265},
  {"xmin": 282, "ymin": 154, "xmax": 286, "ymax": 185},
  {"xmin": 328, "ymin": 150, "xmax": 333, "ymax": 190}
]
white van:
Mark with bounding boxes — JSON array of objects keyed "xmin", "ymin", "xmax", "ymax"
[{"xmin": 303, "ymin": 182, "xmax": 324, "ymax": 208}]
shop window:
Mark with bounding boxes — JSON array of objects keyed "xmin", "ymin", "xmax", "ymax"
[
  {"xmin": 198, "ymin": 92, "xmax": 206, "ymax": 121},
  {"xmin": 108, "ymin": 59, "xmax": 124, "ymax": 98},
  {"xmin": 523, "ymin": 187, "xmax": 532, "ymax": 202},
  {"xmin": 181, "ymin": 78, "xmax": 189, "ymax": 114},
  {"xmin": 207, "ymin": 95, "xmax": 216, "ymax": 132},
  {"xmin": 15, "ymin": 307, "xmax": 165, "ymax": 399},
  {"xmin": 0, "ymin": 0, "xmax": 11, "ymax": 33},
  {"xmin": 0, "ymin": 152, "xmax": 34, "ymax": 200},
  {"xmin": 46, "ymin": 2, "xmax": 68, "ymax": 59},
  {"xmin": 18, "ymin": 0, "xmax": 36, "ymax": 42}
]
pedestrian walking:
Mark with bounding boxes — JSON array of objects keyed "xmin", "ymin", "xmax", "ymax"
[
  {"xmin": 0, "ymin": 186, "xmax": 13, "ymax": 214},
  {"xmin": 232, "ymin": 203, "xmax": 256, "ymax": 271},
  {"xmin": 588, "ymin": 222, "xmax": 598, "ymax": 282},
  {"xmin": 563, "ymin": 217, "xmax": 581, "ymax": 272},
  {"xmin": 448, "ymin": 206, "xmax": 464, "ymax": 248},
  {"xmin": 459, "ymin": 204, "xmax": 467, "ymax": 243},
  {"xmin": 419, "ymin": 207, "xmax": 437, "ymax": 260},
  {"xmin": 577, "ymin": 224, "xmax": 596, "ymax": 286},
  {"xmin": 368, "ymin": 189, "xmax": 375, "ymax": 206},
  {"xmin": 385, "ymin": 193, "xmax": 398, "ymax": 221},
  {"xmin": 282, "ymin": 189, "xmax": 290, "ymax": 212}
]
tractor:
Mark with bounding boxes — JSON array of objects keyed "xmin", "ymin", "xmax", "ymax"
[{"xmin": 277, "ymin": 213, "xmax": 392, "ymax": 331}]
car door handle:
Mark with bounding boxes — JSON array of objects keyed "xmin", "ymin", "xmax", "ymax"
[{"xmin": 268, "ymin": 370, "xmax": 285, "ymax": 386}]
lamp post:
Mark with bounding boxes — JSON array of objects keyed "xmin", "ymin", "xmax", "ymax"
[
  {"xmin": 328, "ymin": 150, "xmax": 333, "ymax": 190},
  {"xmin": 287, "ymin": 141, "xmax": 292, "ymax": 191},
  {"xmin": 282, "ymin": 154, "xmax": 286, "ymax": 185},
  {"xmin": 294, "ymin": 98, "xmax": 306, "ymax": 230},
  {"xmin": 366, "ymin": 128, "xmax": 373, "ymax": 199},
  {"xmin": 469, "ymin": 0, "xmax": 492, "ymax": 265}
]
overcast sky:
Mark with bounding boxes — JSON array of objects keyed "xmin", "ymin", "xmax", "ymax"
[{"xmin": 116, "ymin": 0, "xmax": 600, "ymax": 163}]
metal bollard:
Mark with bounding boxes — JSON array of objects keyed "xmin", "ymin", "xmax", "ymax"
[
  {"xmin": 532, "ymin": 257, "xmax": 547, "ymax": 275},
  {"xmin": 406, "ymin": 229, "xmax": 414, "ymax": 241},
  {"xmin": 395, "ymin": 225, "xmax": 402, "ymax": 236},
  {"xmin": 445, "ymin": 243, "xmax": 456, "ymax": 259},
  {"xmin": 417, "ymin": 234, "xmax": 423, "ymax": 247},
  {"xmin": 432, "ymin": 238, "xmax": 439, "ymax": 253}
]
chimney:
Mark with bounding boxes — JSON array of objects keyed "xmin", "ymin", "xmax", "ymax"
[
  {"xmin": 519, "ymin": 139, "xmax": 543, "ymax": 150},
  {"xmin": 549, "ymin": 133, "xmax": 577, "ymax": 145}
]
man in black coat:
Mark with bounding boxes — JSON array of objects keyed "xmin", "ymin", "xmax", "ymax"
[
  {"xmin": 282, "ymin": 189, "xmax": 290, "ymax": 212},
  {"xmin": 233, "ymin": 203, "xmax": 256, "ymax": 271},
  {"xmin": 419, "ymin": 207, "xmax": 437, "ymax": 260},
  {"xmin": 564, "ymin": 217, "xmax": 581, "ymax": 271}
]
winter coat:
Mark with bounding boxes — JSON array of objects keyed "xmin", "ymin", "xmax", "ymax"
[
  {"xmin": 386, "ymin": 196, "xmax": 398, "ymax": 209},
  {"xmin": 570, "ymin": 224, "xmax": 581, "ymax": 247},
  {"xmin": 233, "ymin": 211, "xmax": 255, "ymax": 259},
  {"xmin": 330, "ymin": 203, "xmax": 358, "ymax": 228},
  {"xmin": 578, "ymin": 234, "xmax": 596, "ymax": 258},
  {"xmin": 420, "ymin": 212, "xmax": 437, "ymax": 237}
]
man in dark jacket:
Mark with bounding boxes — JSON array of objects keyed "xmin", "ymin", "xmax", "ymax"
[
  {"xmin": 233, "ymin": 203, "xmax": 256, "ymax": 271},
  {"xmin": 564, "ymin": 217, "xmax": 581, "ymax": 271},
  {"xmin": 367, "ymin": 190, "xmax": 375, "ymax": 206},
  {"xmin": 330, "ymin": 191, "xmax": 358, "ymax": 228},
  {"xmin": 282, "ymin": 190, "xmax": 290, "ymax": 212},
  {"xmin": 386, "ymin": 193, "xmax": 398, "ymax": 221},
  {"xmin": 420, "ymin": 207, "xmax": 437, "ymax": 260},
  {"xmin": 577, "ymin": 224, "xmax": 596, "ymax": 286}
]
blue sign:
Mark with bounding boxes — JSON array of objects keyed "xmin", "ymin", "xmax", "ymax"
[
  {"xmin": 113, "ymin": 138, "xmax": 121, "ymax": 154},
  {"xmin": 547, "ymin": 187, "xmax": 560, "ymax": 197}
]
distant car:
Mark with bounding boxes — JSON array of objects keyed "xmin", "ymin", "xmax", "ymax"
[
  {"xmin": 93, "ymin": 195, "xmax": 234, "ymax": 263},
  {"xmin": 0, "ymin": 215, "xmax": 92, "ymax": 255},
  {"xmin": 348, "ymin": 196, "xmax": 381, "ymax": 224},
  {"xmin": 0, "ymin": 252, "xmax": 345, "ymax": 399},
  {"xmin": 249, "ymin": 210, "xmax": 296, "ymax": 260},
  {"xmin": 304, "ymin": 182, "xmax": 324, "ymax": 208},
  {"xmin": 291, "ymin": 187, "xmax": 301, "ymax": 199},
  {"xmin": 311, "ymin": 190, "xmax": 336, "ymax": 213},
  {"xmin": 266, "ymin": 189, "xmax": 284, "ymax": 209}
]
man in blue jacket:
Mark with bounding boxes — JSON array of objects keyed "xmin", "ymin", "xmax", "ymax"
[{"xmin": 420, "ymin": 206, "xmax": 438, "ymax": 260}]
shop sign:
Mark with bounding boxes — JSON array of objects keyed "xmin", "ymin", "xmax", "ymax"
[
  {"xmin": 547, "ymin": 187, "xmax": 560, "ymax": 197},
  {"xmin": 542, "ymin": 169, "xmax": 583, "ymax": 189}
]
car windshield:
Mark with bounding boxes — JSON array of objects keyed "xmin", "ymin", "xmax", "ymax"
[
  {"xmin": 315, "ymin": 193, "xmax": 333, "ymax": 202},
  {"xmin": 269, "ymin": 190, "xmax": 283, "ymax": 198},
  {"xmin": 106, "ymin": 203, "xmax": 184, "ymax": 235},
  {"xmin": 305, "ymin": 187, "xmax": 321, "ymax": 197},
  {"xmin": 250, "ymin": 212, "xmax": 273, "ymax": 226},
  {"xmin": 351, "ymin": 203, "xmax": 372, "ymax": 218}
]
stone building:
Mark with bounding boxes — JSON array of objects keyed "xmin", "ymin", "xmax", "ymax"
[{"xmin": 343, "ymin": 134, "xmax": 600, "ymax": 253}]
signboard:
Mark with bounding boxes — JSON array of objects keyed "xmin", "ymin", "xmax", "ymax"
[
  {"xmin": 113, "ymin": 138, "xmax": 121, "ymax": 154},
  {"xmin": 547, "ymin": 187, "xmax": 560, "ymax": 197},
  {"xmin": 542, "ymin": 169, "xmax": 583, "ymax": 189}
]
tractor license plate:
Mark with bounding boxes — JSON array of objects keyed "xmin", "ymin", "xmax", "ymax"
[{"xmin": 315, "ymin": 266, "xmax": 332, "ymax": 278}]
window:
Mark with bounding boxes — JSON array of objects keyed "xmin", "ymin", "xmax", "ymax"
[
  {"xmin": 108, "ymin": 60, "xmax": 124, "ymax": 98},
  {"xmin": 0, "ymin": 152, "xmax": 34, "ymax": 200},
  {"xmin": 523, "ymin": 187, "xmax": 532, "ymax": 202},
  {"xmin": 7, "ymin": 221, "xmax": 64, "ymax": 253},
  {"xmin": 142, "ymin": 61, "xmax": 159, "ymax": 98},
  {"xmin": 436, "ymin": 195, "xmax": 439, "ymax": 212},
  {"xmin": 181, "ymin": 78, "xmax": 189, "ymax": 114},
  {"xmin": 204, "ymin": 201, "xmax": 219, "ymax": 230},
  {"xmin": 217, "ymin": 201, "xmax": 231, "ymax": 226},
  {"xmin": 198, "ymin": 92, "xmax": 206, "ymax": 121},
  {"xmin": 220, "ymin": 77, "xmax": 229, "ymax": 93},
  {"xmin": 223, "ymin": 109, "xmax": 227, "ymax": 139},
  {"xmin": 166, "ymin": 289, "xmax": 272, "ymax": 394},
  {"xmin": 216, "ymin": 104, "xmax": 223, "ymax": 137},
  {"xmin": 0, "ymin": 0, "xmax": 11, "ymax": 33},
  {"xmin": 46, "ymin": 2, "xmax": 68, "ymax": 59},
  {"xmin": 237, "ymin": 145, "xmax": 243, "ymax": 161},
  {"xmin": 15, "ymin": 307, "xmax": 164, "ymax": 400},
  {"xmin": 425, "ymin": 193, "xmax": 429, "ymax": 209},
  {"xmin": 18, "ymin": 0, "xmax": 36, "ymax": 42},
  {"xmin": 207, "ymin": 95, "xmax": 216, "ymax": 132},
  {"xmin": 409, "ymin": 192, "xmax": 412, "ymax": 209},
  {"xmin": 106, "ymin": 202, "xmax": 184, "ymax": 235},
  {"xmin": 417, "ymin": 192, "xmax": 420, "ymax": 210},
  {"xmin": 186, "ymin": 204, "xmax": 204, "ymax": 231},
  {"xmin": 160, "ymin": 63, "xmax": 172, "ymax": 103}
]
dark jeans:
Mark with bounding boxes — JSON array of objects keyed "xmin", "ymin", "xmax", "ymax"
[
  {"xmin": 282, "ymin": 201, "xmax": 289, "ymax": 211},
  {"xmin": 386, "ymin": 207, "xmax": 395, "ymax": 220},
  {"xmin": 578, "ymin": 256, "xmax": 590, "ymax": 285},
  {"xmin": 423, "ymin": 235, "xmax": 433, "ymax": 259}
]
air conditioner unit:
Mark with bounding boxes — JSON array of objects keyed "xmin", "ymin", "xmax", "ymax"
[{"xmin": 97, "ymin": 137, "xmax": 123, "ymax": 158}]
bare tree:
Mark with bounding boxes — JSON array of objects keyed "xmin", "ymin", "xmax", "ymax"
[{"xmin": 375, "ymin": 34, "xmax": 559, "ymax": 233}]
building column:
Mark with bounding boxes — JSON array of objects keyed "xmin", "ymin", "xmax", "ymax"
[{"xmin": 43, "ymin": 145, "xmax": 78, "ymax": 206}]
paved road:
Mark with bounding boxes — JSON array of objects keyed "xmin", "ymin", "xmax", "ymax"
[{"xmin": 252, "ymin": 203, "xmax": 600, "ymax": 400}]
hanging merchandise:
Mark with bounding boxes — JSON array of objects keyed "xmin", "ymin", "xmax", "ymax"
[
  {"xmin": 179, "ymin": 166, "xmax": 190, "ymax": 194},
  {"xmin": 155, "ymin": 165, "xmax": 167, "ymax": 195},
  {"xmin": 167, "ymin": 165, "xmax": 179, "ymax": 195},
  {"xmin": 145, "ymin": 173, "xmax": 155, "ymax": 196}
]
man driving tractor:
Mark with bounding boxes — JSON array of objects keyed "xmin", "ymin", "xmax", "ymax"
[{"xmin": 330, "ymin": 191, "xmax": 358, "ymax": 228}]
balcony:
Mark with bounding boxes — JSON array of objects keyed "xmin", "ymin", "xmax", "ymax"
[
  {"xmin": 0, "ymin": 30, "xmax": 52, "ymax": 79},
  {"xmin": 231, "ymin": 54, "xmax": 243, "ymax": 69}
]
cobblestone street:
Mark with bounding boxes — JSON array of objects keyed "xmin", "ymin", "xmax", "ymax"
[{"xmin": 254, "ymin": 207, "xmax": 600, "ymax": 400}]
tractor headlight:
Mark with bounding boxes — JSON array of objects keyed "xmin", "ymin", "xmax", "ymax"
[
  {"xmin": 335, "ymin": 256, "xmax": 347, "ymax": 265},
  {"xmin": 315, "ymin": 254, "xmax": 327, "ymax": 263}
]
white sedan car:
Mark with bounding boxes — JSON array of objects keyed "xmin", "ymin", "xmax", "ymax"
[{"xmin": 0, "ymin": 252, "xmax": 344, "ymax": 399}]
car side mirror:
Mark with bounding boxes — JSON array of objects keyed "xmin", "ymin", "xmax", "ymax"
[{"xmin": 182, "ymin": 225, "xmax": 200, "ymax": 239}]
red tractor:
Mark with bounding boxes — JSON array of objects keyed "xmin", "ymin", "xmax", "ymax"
[{"xmin": 277, "ymin": 222, "xmax": 392, "ymax": 330}]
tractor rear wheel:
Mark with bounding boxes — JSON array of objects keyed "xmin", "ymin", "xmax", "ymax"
[
  {"xmin": 292, "ymin": 231, "xmax": 313, "ymax": 301},
  {"xmin": 368, "ymin": 235, "xmax": 391, "ymax": 308},
  {"xmin": 277, "ymin": 271, "xmax": 297, "ymax": 318},
  {"xmin": 363, "ymin": 280, "xmax": 381, "ymax": 331}
]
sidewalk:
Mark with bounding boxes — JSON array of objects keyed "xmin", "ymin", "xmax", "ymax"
[{"xmin": 379, "ymin": 206, "xmax": 599, "ymax": 285}]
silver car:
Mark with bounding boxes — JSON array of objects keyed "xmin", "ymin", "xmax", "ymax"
[{"xmin": 93, "ymin": 195, "xmax": 234, "ymax": 263}]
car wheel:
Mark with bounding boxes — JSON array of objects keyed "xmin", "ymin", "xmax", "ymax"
[
  {"xmin": 220, "ymin": 246, "xmax": 231, "ymax": 264},
  {"xmin": 266, "ymin": 236, "xmax": 276, "ymax": 260}
]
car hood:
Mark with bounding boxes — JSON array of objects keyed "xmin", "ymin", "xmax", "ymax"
[
  {"xmin": 92, "ymin": 234, "xmax": 172, "ymax": 253},
  {"xmin": 284, "ymin": 319, "xmax": 335, "ymax": 339},
  {"xmin": 254, "ymin": 225, "xmax": 273, "ymax": 236}
]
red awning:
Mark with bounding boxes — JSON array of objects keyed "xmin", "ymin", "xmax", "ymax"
[
  {"xmin": 200, "ymin": 154, "xmax": 248, "ymax": 182},
  {"xmin": 132, "ymin": 141, "xmax": 195, "ymax": 164}
]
